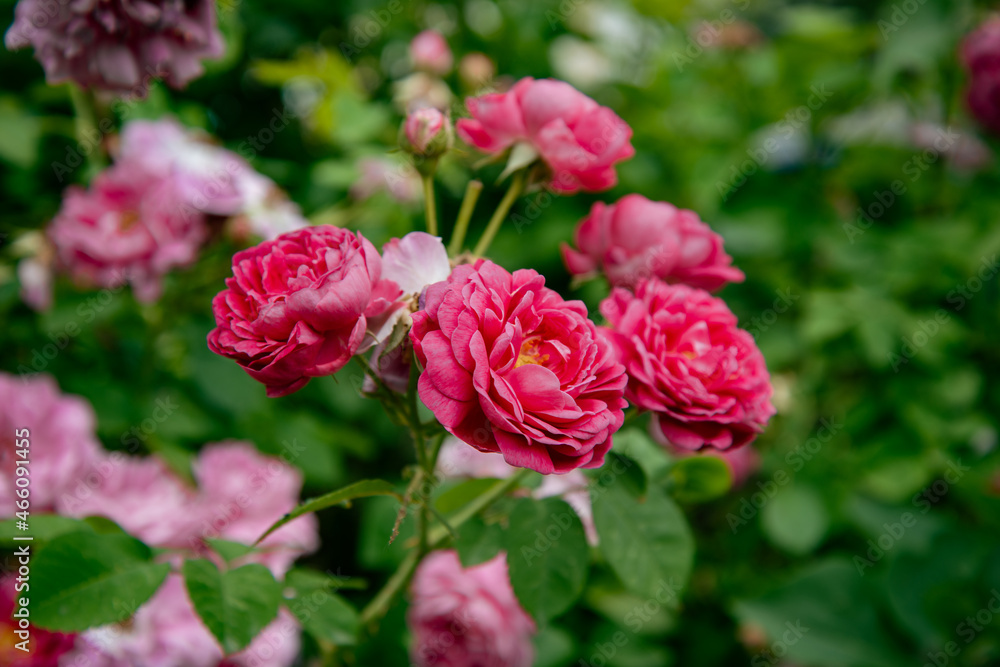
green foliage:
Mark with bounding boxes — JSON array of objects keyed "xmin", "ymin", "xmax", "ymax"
[
  {"xmin": 30, "ymin": 532, "xmax": 170, "ymax": 632},
  {"xmin": 182, "ymin": 560, "xmax": 282, "ymax": 654}
]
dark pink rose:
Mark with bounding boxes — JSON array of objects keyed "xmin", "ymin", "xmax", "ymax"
[
  {"xmin": 47, "ymin": 163, "xmax": 207, "ymax": 303},
  {"xmin": 562, "ymin": 194, "xmax": 745, "ymax": 291},
  {"xmin": 600, "ymin": 279, "xmax": 774, "ymax": 451},
  {"xmin": 4, "ymin": 0, "xmax": 223, "ymax": 94},
  {"xmin": 408, "ymin": 550, "xmax": 535, "ymax": 667},
  {"xmin": 410, "ymin": 30, "xmax": 453, "ymax": 75},
  {"xmin": 1, "ymin": 575, "xmax": 76, "ymax": 666},
  {"xmin": 962, "ymin": 17, "xmax": 1000, "ymax": 135},
  {"xmin": 0, "ymin": 373, "xmax": 103, "ymax": 515},
  {"xmin": 208, "ymin": 226, "xmax": 403, "ymax": 397},
  {"xmin": 410, "ymin": 260, "xmax": 627, "ymax": 474},
  {"xmin": 456, "ymin": 77, "xmax": 634, "ymax": 193}
]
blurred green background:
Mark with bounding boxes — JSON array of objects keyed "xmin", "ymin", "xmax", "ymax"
[{"xmin": 3, "ymin": 0, "xmax": 1000, "ymax": 665}]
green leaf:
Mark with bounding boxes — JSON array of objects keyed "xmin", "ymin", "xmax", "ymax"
[
  {"xmin": 182, "ymin": 560, "xmax": 282, "ymax": 654},
  {"xmin": 665, "ymin": 455, "xmax": 732, "ymax": 503},
  {"xmin": 0, "ymin": 515, "xmax": 93, "ymax": 546},
  {"xmin": 503, "ymin": 497, "xmax": 589, "ymax": 625},
  {"xmin": 435, "ymin": 478, "xmax": 501, "ymax": 516},
  {"xmin": 592, "ymin": 477, "xmax": 694, "ymax": 600},
  {"xmin": 207, "ymin": 538, "xmax": 256, "ymax": 563},
  {"xmin": 761, "ymin": 485, "xmax": 829, "ymax": 555},
  {"xmin": 283, "ymin": 568, "xmax": 360, "ymax": 646},
  {"xmin": 256, "ymin": 479, "xmax": 400, "ymax": 544},
  {"xmin": 454, "ymin": 516, "xmax": 505, "ymax": 567},
  {"xmin": 30, "ymin": 532, "xmax": 170, "ymax": 632}
]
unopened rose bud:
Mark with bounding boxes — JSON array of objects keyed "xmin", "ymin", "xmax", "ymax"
[
  {"xmin": 400, "ymin": 107, "xmax": 453, "ymax": 160},
  {"xmin": 459, "ymin": 52, "xmax": 495, "ymax": 89},
  {"xmin": 410, "ymin": 30, "xmax": 453, "ymax": 75}
]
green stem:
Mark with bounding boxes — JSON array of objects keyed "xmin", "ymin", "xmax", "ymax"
[
  {"xmin": 359, "ymin": 468, "xmax": 530, "ymax": 630},
  {"xmin": 422, "ymin": 174, "xmax": 438, "ymax": 237},
  {"xmin": 68, "ymin": 85, "xmax": 107, "ymax": 173},
  {"xmin": 472, "ymin": 170, "xmax": 526, "ymax": 258},
  {"xmin": 448, "ymin": 179, "xmax": 483, "ymax": 256}
]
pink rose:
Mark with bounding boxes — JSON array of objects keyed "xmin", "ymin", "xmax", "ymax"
[
  {"xmin": 73, "ymin": 575, "xmax": 301, "ymax": 667},
  {"xmin": 0, "ymin": 373, "xmax": 103, "ymax": 515},
  {"xmin": 410, "ymin": 30, "xmax": 453, "ymax": 75},
  {"xmin": 561, "ymin": 194, "xmax": 745, "ymax": 291},
  {"xmin": 58, "ymin": 455, "xmax": 202, "ymax": 549},
  {"xmin": 192, "ymin": 442, "xmax": 319, "ymax": 577},
  {"xmin": 4, "ymin": 0, "xmax": 223, "ymax": 94},
  {"xmin": 402, "ymin": 107, "xmax": 453, "ymax": 157},
  {"xmin": 207, "ymin": 225, "xmax": 403, "ymax": 397},
  {"xmin": 410, "ymin": 260, "xmax": 627, "ymax": 474},
  {"xmin": 456, "ymin": 77, "xmax": 634, "ymax": 193},
  {"xmin": 408, "ymin": 551, "xmax": 535, "ymax": 667},
  {"xmin": 962, "ymin": 17, "xmax": 1000, "ymax": 135},
  {"xmin": 600, "ymin": 279, "xmax": 774, "ymax": 451},
  {"xmin": 48, "ymin": 163, "xmax": 207, "ymax": 303}
]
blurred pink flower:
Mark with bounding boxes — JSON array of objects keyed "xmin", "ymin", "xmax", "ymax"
[
  {"xmin": 0, "ymin": 373, "xmax": 103, "ymax": 515},
  {"xmin": 410, "ymin": 30, "xmax": 453, "ymax": 75},
  {"xmin": 207, "ymin": 225, "xmax": 402, "ymax": 397},
  {"xmin": 192, "ymin": 441, "xmax": 319, "ymax": 577},
  {"xmin": 962, "ymin": 16, "xmax": 1000, "ymax": 135},
  {"xmin": 1, "ymin": 575, "xmax": 76, "ymax": 666},
  {"xmin": 601, "ymin": 279, "xmax": 775, "ymax": 451},
  {"xmin": 351, "ymin": 157, "xmax": 422, "ymax": 204},
  {"xmin": 47, "ymin": 163, "xmax": 207, "ymax": 303},
  {"xmin": 562, "ymin": 194, "xmax": 745, "ymax": 291},
  {"xmin": 118, "ymin": 118, "xmax": 309, "ymax": 239},
  {"xmin": 408, "ymin": 550, "xmax": 535, "ymax": 667},
  {"xmin": 411, "ymin": 260, "xmax": 627, "ymax": 474},
  {"xmin": 4, "ymin": 0, "xmax": 223, "ymax": 94},
  {"xmin": 402, "ymin": 107, "xmax": 452, "ymax": 156},
  {"xmin": 456, "ymin": 77, "xmax": 634, "ymax": 193}
]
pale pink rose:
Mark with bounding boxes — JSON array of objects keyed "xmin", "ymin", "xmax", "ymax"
[
  {"xmin": 456, "ymin": 77, "xmax": 634, "ymax": 193},
  {"xmin": 4, "ymin": 0, "xmax": 223, "ymax": 94},
  {"xmin": 363, "ymin": 232, "xmax": 453, "ymax": 395},
  {"xmin": 962, "ymin": 17, "xmax": 1000, "ymax": 136},
  {"xmin": 458, "ymin": 53, "xmax": 495, "ymax": 89},
  {"xmin": 535, "ymin": 470, "xmax": 597, "ymax": 545},
  {"xmin": 0, "ymin": 373, "xmax": 103, "ymax": 515},
  {"xmin": 561, "ymin": 194, "xmax": 745, "ymax": 291},
  {"xmin": 408, "ymin": 551, "xmax": 535, "ymax": 667},
  {"xmin": 601, "ymin": 279, "xmax": 775, "ymax": 451},
  {"xmin": 393, "ymin": 72, "xmax": 453, "ymax": 113},
  {"xmin": 58, "ymin": 455, "xmax": 201, "ymax": 549},
  {"xmin": 192, "ymin": 442, "xmax": 319, "ymax": 577},
  {"xmin": 17, "ymin": 255, "xmax": 53, "ymax": 312},
  {"xmin": 47, "ymin": 163, "xmax": 207, "ymax": 303},
  {"xmin": 410, "ymin": 30, "xmax": 453, "ymax": 75},
  {"xmin": 118, "ymin": 118, "xmax": 309, "ymax": 239},
  {"xmin": 74, "ymin": 575, "xmax": 300, "ymax": 667},
  {"xmin": 909, "ymin": 122, "xmax": 993, "ymax": 172},
  {"xmin": 411, "ymin": 260, "xmax": 627, "ymax": 474},
  {"xmin": 207, "ymin": 225, "xmax": 403, "ymax": 397}
]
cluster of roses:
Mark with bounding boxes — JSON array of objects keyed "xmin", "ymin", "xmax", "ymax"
[
  {"xmin": 0, "ymin": 373, "xmax": 318, "ymax": 667},
  {"xmin": 962, "ymin": 16, "xmax": 1000, "ymax": 136},
  {"xmin": 200, "ymin": 64, "xmax": 774, "ymax": 664}
]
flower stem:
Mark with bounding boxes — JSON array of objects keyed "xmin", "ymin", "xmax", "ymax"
[
  {"xmin": 472, "ymin": 170, "xmax": 526, "ymax": 258},
  {"xmin": 448, "ymin": 179, "xmax": 483, "ymax": 256},
  {"xmin": 68, "ymin": 85, "xmax": 107, "ymax": 174},
  {"xmin": 422, "ymin": 174, "xmax": 438, "ymax": 237}
]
